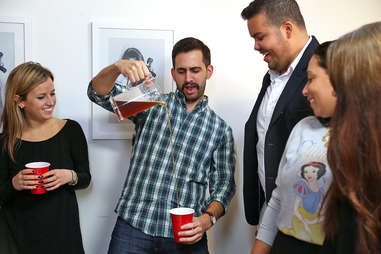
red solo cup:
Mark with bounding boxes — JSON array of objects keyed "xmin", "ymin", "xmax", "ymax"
[
  {"xmin": 169, "ymin": 207, "xmax": 194, "ymax": 243},
  {"xmin": 25, "ymin": 162, "xmax": 50, "ymax": 194}
]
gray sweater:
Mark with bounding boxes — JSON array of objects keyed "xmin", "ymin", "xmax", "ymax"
[{"xmin": 257, "ymin": 116, "xmax": 332, "ymax": 246}]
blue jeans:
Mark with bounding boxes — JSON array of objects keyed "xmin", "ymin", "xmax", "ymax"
[{"xmin": 108, "ymin": 217, "xmax": 209, "ymax": 254}]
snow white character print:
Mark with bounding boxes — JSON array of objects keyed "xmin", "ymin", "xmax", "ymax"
[{"xmin": 283, "ymin": 162, "xmax": 327, "ymax": 245}]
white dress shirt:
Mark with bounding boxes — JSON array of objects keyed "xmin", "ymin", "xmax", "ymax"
[{"xmin": 256, "ymin": 36, "xmax": 312, "ymax": 205}]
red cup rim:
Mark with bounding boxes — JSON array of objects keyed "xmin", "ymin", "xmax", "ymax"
[
  {"xmin": 169, "ymin": 207, "xmax": 194, "ymax": 215},
  {"xmin": 25, "ymin": 162, "xmax": 50, "ymax": 168}
]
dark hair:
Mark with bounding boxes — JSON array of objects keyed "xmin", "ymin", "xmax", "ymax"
[
  {"xmin": 171, "ymin": 37, "xmax": 211, "ymax": 67},
  {"xmin": 313, "ymin": 41, "xmax": 335, "ymax": 127},
  {"xmin": 241, "ymin": 0, "xmax": 306, "ymax": 30},
  {"xmin": 314, "ymin": 41, "xmax": 334, "ymax": 69},
  {"xmin": 301, "ymin": 162, "xmax": 326, "ymax": 180}
]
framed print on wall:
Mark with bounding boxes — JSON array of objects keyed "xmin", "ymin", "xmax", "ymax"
[
  {"xmin": 0, "ymin": 17, "xmax": 31, "ymax": 115},
  {"xmin": 91, "ymin": 22, "xmax": 174, "ymax": 139}
]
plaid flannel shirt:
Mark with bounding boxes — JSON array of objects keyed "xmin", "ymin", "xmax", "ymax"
[{"xmin": 88, "ymin": 82, "xmax": 236, "ymax": 238}]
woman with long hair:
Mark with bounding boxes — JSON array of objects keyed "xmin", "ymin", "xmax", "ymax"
[
  {"xmin": 0, "ymin": 62, "xmax": 91, "ymax": 254},
  {"xmin": 322, "ymin": 21, "xmax": 381, "ymax": 254}
]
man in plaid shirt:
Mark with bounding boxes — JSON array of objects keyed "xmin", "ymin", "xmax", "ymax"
[{"xmin": 88, "ymin": 37, "xmax": 236, "ymax": 254}]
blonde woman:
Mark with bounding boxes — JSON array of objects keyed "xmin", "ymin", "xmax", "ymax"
[{"xmin": 0, "ymin": 62, "xmax": 91, "ymax": 254}]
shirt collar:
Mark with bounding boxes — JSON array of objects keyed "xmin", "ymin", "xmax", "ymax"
[
  {"xmin": 175, "ymin": 90, "xmax": 208, "ymax": 111},
  {"xmin": 269, "ymin": 36, "xmax": 312, "ymax": 81}
]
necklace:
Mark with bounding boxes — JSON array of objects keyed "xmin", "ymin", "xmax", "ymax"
[{"xmin": 322, "ymin": 129, "xmax": 331, "ymax": 147}]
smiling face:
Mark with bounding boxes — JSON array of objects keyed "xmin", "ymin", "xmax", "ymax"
[
  {"xmin": 303, "ymin": 165, "xmax": 318, "ymax": 182},
  {"xmin": 20, "ymin": 78, "xmax": 56, "ymax": 122},
  {"xmin": 171, "ymin": 49, "xmax": 213, "ymax": 105},
  {"xmin": 303, "ymin": 55, "xmax": 337, "ymax": 118},
  {"xmin": 247, "ymin": 13, "xmax": 292, "ymax": 74}
]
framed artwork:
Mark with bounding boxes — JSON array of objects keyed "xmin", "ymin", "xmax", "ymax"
[
  {"xmin": 91, "ymin": 22, "xmax": 174, "ymax": 139},
  {"xmin": 0, "ymin": 17, "xmax": 31, "ymax": 115}
]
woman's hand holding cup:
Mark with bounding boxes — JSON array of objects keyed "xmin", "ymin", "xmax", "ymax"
[
  {"xmin": 12, "ymin": 169, "xmax": 40, "ymax": 191},
  {"xmin": 40, "ymin": 169, "xmax": 74, "ymax": 191}
]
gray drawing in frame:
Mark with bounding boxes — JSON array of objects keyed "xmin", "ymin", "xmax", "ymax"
[
  {"xmin": 0, "ymin": 17, "xmax": 30, "ymax": 118},
  {"xmin": 91, "ymin": 24, "xmax": 173, "ymax": 139},
  {"xmin": 0, "ymin": 32, "xmax": 16, "ymax": 116}
]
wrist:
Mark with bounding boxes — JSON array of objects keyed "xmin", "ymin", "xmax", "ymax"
[
  {"xmin": 68, "ymin": 170, "xmax": 78, "ymax": 186},
  {"xmin": 11, "ymin": 176, "xmax": 20, "ymax": 191},
  {"xmin": 114, "ymin": 60, "xmax": 124, "ymax": 74},
  {"xmin": 204, "ymin": 211, "xmax": 217, "ymax": 227},
  {"xmin": 202, "ymin": 214, "xmax": 212, "ymax": 229}
]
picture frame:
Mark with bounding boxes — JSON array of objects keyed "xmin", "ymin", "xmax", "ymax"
[
  {"xmin": 91, "ymin": 22, "xmax": 174, "ymax": 140},
  {"xmin": 0, "ymin": 17, "xmax": 31, "ymax": 115}
]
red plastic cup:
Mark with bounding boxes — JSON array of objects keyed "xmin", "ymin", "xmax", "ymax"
[
  {"xmin": 169, "ymin": 207, "xmax": 194, "ymax": 243},
  {"xmin": 25, "ymin": 162, "xmax": 50, "ymax": 194}
]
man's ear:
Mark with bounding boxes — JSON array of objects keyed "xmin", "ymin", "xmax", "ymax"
[
  {"xmin": 171, "ymin": 68, "xmax": 175, "ymax": 79},
  {"xmin": 206, "ymin": 65, "xmax": 214, "ymax": 80},
  {"xmin": 281, "ymin": 21, "xmax": 294, "ymax": 39}
]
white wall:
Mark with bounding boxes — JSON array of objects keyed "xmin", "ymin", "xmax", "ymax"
[{"xmin": 1, "ymin": 0, "xmax": 380, "ymax": 253}]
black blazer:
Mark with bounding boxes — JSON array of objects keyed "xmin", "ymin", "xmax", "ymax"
[{"xmin": 243, "ymin": 37, "xmax": 319, "ymax": 225}]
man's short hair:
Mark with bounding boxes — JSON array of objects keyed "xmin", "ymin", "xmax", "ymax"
[
  {"xmin": 172, "ymin": 37, "xmax": 211, "ymax": 67},
  {"xmin": 241, "ymin": 0, "xmax": 306, "ymax": 30}
]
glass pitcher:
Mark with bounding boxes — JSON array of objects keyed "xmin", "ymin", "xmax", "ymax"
[{"xmin": 109, "ymin": 75, "xmax": 163, "ymax": 121}]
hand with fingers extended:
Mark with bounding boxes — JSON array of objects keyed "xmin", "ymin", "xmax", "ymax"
[
  {"xmin": 12, "ymin": 169, "xmax": 41, "ymax": 191},
  {"xmin": 39, "ymin": 169, "xmax": 74, "ymax": 191},
  {"xmin": 115, "ymin": 59, "xmax": 151, "ymax": 84},
  {"xmin": 177, "ymin": 214, "xmax": 211, "ymax": 244}
]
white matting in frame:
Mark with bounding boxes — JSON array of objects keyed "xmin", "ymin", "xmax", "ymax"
[
  {"xmin": 91, "ymin": 22, "xmax": 174, "ymax": 139},
  {"xmin": 0, "ymin": 17, "xmax": 31, "ymax": 116}
]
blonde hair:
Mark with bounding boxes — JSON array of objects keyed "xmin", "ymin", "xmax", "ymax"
[
  {"xmin": 1, "ymin": 62, "xmax": 54, "ymax": 161},
  {"xmin": 325, "ymin": 22, "xmax": 381, "ymax": 254}
]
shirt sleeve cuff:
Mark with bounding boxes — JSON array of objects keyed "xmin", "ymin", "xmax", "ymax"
[
  {"xmin": 87, "ymin": 81, "xmax": 115, "ymax": 113},
  {"xmin": 256, "ymin": 223, "xmax": 278, "ymax": 246}
]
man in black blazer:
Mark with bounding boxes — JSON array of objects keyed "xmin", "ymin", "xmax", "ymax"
[{"xmin": 241, "ymin": 0, "xmax": 317, "ymax": 236}]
